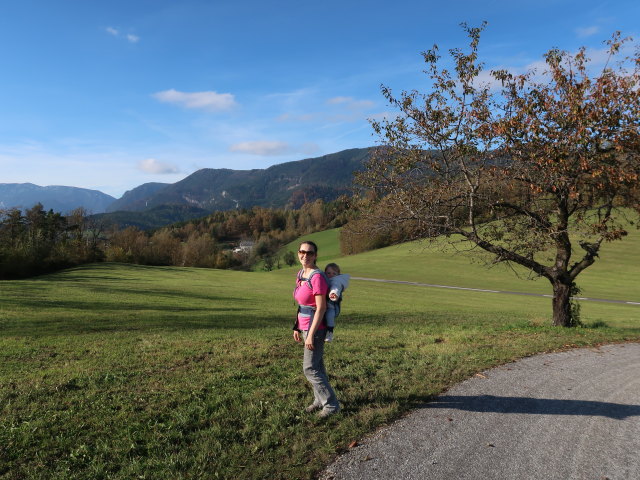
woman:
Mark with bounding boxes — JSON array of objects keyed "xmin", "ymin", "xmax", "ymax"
[{"xmin": 293, "ymin": 240, "xmax": 340, "ymax": 418}]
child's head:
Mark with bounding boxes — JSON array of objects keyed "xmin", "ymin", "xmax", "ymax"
[{"xmin": 325, "ymin": 263, "xmax": 340, "ymax": 278}]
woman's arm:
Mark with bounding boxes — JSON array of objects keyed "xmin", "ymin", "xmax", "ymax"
[{"xmin": 305, "ymin": 294, "xmax": 326, "ymax": 350}]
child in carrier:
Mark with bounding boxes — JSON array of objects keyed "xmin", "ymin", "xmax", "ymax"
[{"xmin": 324, "ymin": 263, "xmax": 350, "ymax": 342}]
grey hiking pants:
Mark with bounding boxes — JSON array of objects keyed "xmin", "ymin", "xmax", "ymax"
[{"xmin": 302, "ymin": 330, "xmax": 340, "ymax": 412}]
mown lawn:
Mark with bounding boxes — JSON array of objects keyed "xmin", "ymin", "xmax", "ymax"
[{"xmin": 1, "ymin": 243, "xmax": 639, "ymax": 479}]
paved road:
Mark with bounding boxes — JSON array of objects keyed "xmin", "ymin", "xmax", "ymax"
[
  {"xmin": 352, "ymin": 277, "xmax": 640, "ymax": 306},
  {"xmin": 320, "ymin": 343, "xmax": 640, "ymax": 480}
]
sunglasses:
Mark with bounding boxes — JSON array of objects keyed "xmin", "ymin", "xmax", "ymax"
[{"xmin": 298, "ymin": 249, "xmax": 316, "ymax": 255}]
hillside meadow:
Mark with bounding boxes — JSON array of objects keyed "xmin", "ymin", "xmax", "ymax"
[
  {"xmin": 278, "ymin": 224, "xmax": 640, "ymax": 304},
  {"xmin": 1, "ymin": 230, "xmax": 639, "ymax": 479}
]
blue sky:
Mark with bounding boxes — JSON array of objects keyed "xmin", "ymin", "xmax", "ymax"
[{"xmin": 1, "ymin": 0, "xmax": 638, "ymax": 198}]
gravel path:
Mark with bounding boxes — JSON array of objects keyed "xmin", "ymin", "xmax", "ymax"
[
  {"xmin": 320, "ymin": 343, "xmax": 640, "ymax": 480},
  {"xmin": 352, "ymin": 276, "xmax": 640, "ymax": 306}
]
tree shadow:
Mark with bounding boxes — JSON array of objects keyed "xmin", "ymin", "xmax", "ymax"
[
  {"xmin": 2, "ymin": 279, "xmax": 253, "ymax": 310},
  {"xmin": 424, "ymin": 394, "xmax": 640, "ymax": 420},
  {"xmin": 0, "ymin": 287, "xmax": 250, "ymax": 311},
  {"xmin": 0, "ymin": 312, "xmax": 289, "ymax": 336}
]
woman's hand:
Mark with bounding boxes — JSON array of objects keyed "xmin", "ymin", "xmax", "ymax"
[
  {"xmin": 293, "ymin": 330, "xmax": 301, "ymax": 343},
  {"xmin": 304, "ymin": 334, "xmax": 314, "ymax": 350},
  {"xmin": 304, "ymin": 294, "xmax": 326, "ymax": 350}
]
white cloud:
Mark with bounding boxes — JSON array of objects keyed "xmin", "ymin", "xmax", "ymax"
[
  {"xmin": 327, "ymin": 96, "xmax": 352, "ymax": 105},
  {"xmin": 576, "ymin": 26, "xmax": 600, "ymax": 38},
  {"xmin": 327, "ymin": 96, "xmax": 375, "ymax": 109},
  {"xmin": 137, "ymin": 158, "xmax": 180, "ymax": 174},
  {"xmin": 368, "ymin": 111, "xmax": 398, "ymax": 123},
  {"xmin": 106, "ymin": 26, "xmax": 140, "ymax": 43},
  {"xmin": 473, "ymin": 69, "xmax": 510, "ymax": 91},
  {"xmin": 153, "ymin": 89, "xmax": 238, "ymax": 112},
  {"xmin": 276, "ymin": 112, "xmax": 318, "ymax": 122},
  {"xmin": 266, "ymin": 87, "xmax": 317, "ymax": 103},
  {"xmin": 228, "ymin": 141, "xmax": 321, "ymax": 157},
  {"xmin": 471, "ymin": 41, "xmax": 635, "ymax": 94},
  {"xmin": 229, "ymin": 141, "xmax": 291, "ymax": 156},
  {"xmin": 275, "ymin": 96, "xmax": 376, "ymax": 125}
]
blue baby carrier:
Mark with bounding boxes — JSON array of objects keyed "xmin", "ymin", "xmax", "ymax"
[{"xmin": 293, "ymin": 268, "xmax": 333, "ymax": 331}]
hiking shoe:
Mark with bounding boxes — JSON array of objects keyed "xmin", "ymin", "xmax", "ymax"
[
  {"xmin": 325, "ymin": 331, "xmax": 333, "ymax": 342},
  {"xmin": 305, "ymin": 403, "xmax": 322, "ymax": 413},
  {"xmin": 317, "ymin": 408, "xmax": 339, "ymax": 419}
]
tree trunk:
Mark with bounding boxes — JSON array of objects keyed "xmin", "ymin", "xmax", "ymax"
[{"xmin": 551, "ymin": 280, "xmax": 572, "ymax": 327}]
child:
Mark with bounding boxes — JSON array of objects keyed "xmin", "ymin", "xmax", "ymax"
[{"xmin": 324, "ymin": 263, "xmax": 350, "ymax": 342}]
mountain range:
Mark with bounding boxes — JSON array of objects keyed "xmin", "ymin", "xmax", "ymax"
[
  {"xmin": 2, "ymin": 147, "xmax": 373, "ymax": 226},
  {"xmin": 0, "ymin": 183, "xmax": 115, "ymax": 214}
]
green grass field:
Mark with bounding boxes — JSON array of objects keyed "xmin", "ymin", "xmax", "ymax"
[
  {"xmin": 1, "ymin": 229, "xmax": 639, "ymax": 479},
  {"xmin": 279, "ymin": 226, "xmax": 640, "ymax": 302}
]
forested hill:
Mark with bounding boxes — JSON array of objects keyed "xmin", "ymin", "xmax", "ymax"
[
  {"xmin": 105, "ymin": 182, "xmax": 170, "ymax": 212},
  {"xmin": 106, "ymin": 147, "xmax": 373, "ymax": 213},
  {"xmin": 0, "ymin": 183, "xmax": 115, "ymax": 214}
]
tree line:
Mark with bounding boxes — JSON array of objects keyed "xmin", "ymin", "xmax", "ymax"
[
  {"xmin": 0, "ymin": 197, "xmax": 354, "ymax": 279},
  {"xmin": 0, "ymin": 205, "xmax": 103, "ymax": 278}
]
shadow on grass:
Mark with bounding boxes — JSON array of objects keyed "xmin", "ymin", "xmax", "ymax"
[
  {"xmin": 1, "ymin": 288, "xmax": 250, "ymax": 311},
  {"xmin": 0, "ymin": 263, "xmax": 297, "ymax": 337},
  {"xmin": 48, "ymin": 263, "xmax": 187, "ymax": 275},
  {"xmin": 1, "ymin": 297, "xmax": 243, "ymax": 313},
  {"xmin": 75, "ymin": 285, "xmax": 243, "ymax": 305},
  {"xmin": 20, "ymin": 263, "xmax": 229, "ymax": 285},
  {"xmin": 7, "ymin": 262, "xmax": 176, "ymax": 281},
  {"xmin": 425, "ymin": 394, "xmax": 640, "ymax": 420},
  {"xmin": 0, "ymin": 312, "xmax": 289, "ymax": 337},
  {"xmin": 2, "ymin": 276, "xmax": 254, "ymax": 308}
]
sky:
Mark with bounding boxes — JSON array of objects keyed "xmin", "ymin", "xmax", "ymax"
[{"xmin": 1, "ymin": 0, "xmax": 638, "ymax": 198}]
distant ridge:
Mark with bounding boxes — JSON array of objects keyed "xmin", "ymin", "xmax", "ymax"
[
  {"xmin": 4, "ymin": 147, "xmax": 373, "ymax": 228},
  {"xmin": 108, "ymin": 147, "xmax": 372, "ymax": 212},
  {"xmin": 0, "ymin": 183, "xmax": 116, "ymax": 214},
  {"xmin": 106, "ymin": 182, "xmax": 170, "ymax": 212}
]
